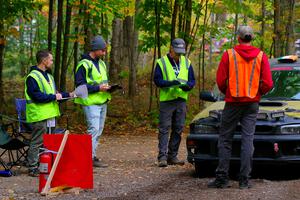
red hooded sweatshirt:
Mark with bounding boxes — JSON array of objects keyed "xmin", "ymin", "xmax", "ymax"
[{"xmin": 216, "ymin": 44, "xmax": 273, "ymax": 102}]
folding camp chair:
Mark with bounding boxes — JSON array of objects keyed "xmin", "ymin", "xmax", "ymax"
[
  {"xmin": 0, "ymin": 98, "xmax": 70, "ymax": 171},
  {"xmin": 0, "ymin": 123, "xmax": 28, "ymax": 169},
  {"xmin": 0, "ymin": 99, "xmax": 32, "ymax": 169},
  {"xmin": 15, "ymin": 98, "xmax": 32, "ymax": 134},
  {"xmin": 0, "ymin": 124, "xmax": 13, "ymax": 173}
]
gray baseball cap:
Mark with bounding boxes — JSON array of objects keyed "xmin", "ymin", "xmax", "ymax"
[
  {"xmin": 90, "ymin": 35, "xmax": 107, "ymax": 51},
  {"xmin": 171, "ymin": 38, "xmax": 186, "ymax": 54},
  {"xmin": 237, "ymin": 25, "xmax": 254, "ymax": 40}
]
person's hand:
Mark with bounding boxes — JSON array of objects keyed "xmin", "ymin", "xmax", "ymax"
[
  {"xmin": 99, "ymin": 84, "xmax": 111, "ymax": 92},
  {"xmin": 69, "ymin": 91, "xmax": 76, "ymax": 98},
  {"xmin": 169, "ymin": 80, "xmax": 181, "ymax": 86},
  {"xmin": 179, "ymin": 84, "xmax": 191, "ymax": 91},
  {"xmin": 55, "ymin": 93, "xmax": 63, "ymax": 100}
]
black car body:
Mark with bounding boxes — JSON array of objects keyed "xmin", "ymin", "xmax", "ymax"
[{"xmin": 186, "ymin": 56, "xmax": 300, "ymax": 175}]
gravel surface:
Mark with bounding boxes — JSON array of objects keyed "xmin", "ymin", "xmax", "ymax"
[{"xmin": 1, "ymin": 131, "xmax": 300, "ymax": 200}]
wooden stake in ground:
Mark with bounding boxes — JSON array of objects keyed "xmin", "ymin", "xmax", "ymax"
[{"xmin": 41, "ymin": 130, "xmax": 70, "ymax": 195}]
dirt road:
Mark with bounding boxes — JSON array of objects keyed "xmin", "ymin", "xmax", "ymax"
[{"xmin": 1, "ymin": 131, "xmax": 300, "ymax": 200}]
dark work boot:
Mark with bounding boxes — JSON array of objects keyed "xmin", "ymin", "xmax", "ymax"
[
  {"xmin": 28, "ymin": 168, "xmax": 39, "ymax": 177},
  {"xmin": 239, "ymin": 176, "xmax": 252, "ymax": 189},
  {"xmin": 207, "ymin": 174, "xmax": 230, "ymax": 189},
  {"xmin": 93, "ymin": 157, "xmax": 108, "ymax": 168},
  {"xmin": 158, "ymin": 160, "xmax": 168, "ymax": 167},
  {"xmin": 167, "ymin": 157, "xmax": 185, "ymax": 166}
]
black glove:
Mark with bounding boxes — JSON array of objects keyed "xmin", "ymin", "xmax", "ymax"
[
  {"xmin": 107, "ymin": 84, "xmax": 123, "ymax": 93},
  {"xmin": 169, "ymin": 80, "xmax": 181, "ymax": 86},
  {"xmin": 179, "ymin": 84, "xmax": 191, "ymax": 91}
]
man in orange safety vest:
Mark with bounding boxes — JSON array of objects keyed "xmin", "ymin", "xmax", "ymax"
[{"xmin": 208, "ymin": 25, "xmax": 273, "ymax": 189}]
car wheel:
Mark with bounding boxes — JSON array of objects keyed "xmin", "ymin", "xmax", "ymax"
[{"xmin": 194, "ymin": 162, "xmax": 214, "ymax": 178}]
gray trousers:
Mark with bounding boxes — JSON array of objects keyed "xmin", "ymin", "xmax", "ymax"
[
  {"xmin": 216, "ymin": 102, "xmax": 259, "ymax": 178},
  {"xmin": 27, "ymin": 120, "xmax": 47, "ymax": 170},
  {"xmin": 158, "ymin": 100, "xmax": 186, "ymax": 161}
]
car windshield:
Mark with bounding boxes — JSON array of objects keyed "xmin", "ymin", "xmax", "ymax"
[{"xmin": 263, "ymin": 69, "xmax": 300, "ymax": 100}]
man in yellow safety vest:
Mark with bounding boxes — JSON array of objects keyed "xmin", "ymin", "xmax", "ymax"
[
  {"xmin": 74, "ymin": 35, "xmax": 111, "ymax": 168},
  {"xmin": 154, "ymin": 38, "xmax": 195, "ymax": 167},
  {"xmin": 25, "ymin": 50, "xmax": 74, "ymax": 177}
]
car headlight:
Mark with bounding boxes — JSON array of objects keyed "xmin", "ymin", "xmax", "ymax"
[
  {"xmin": 193, "ymin": 124, "xmax": 218, "ymax": 134},
  {"xmin": 280, "ymin": 124, "xmax": 300, "ymax": 134}
]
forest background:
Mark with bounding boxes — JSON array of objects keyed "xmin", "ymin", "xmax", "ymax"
[{"xmin": 0, "ymin": 0, "xmax": 299, "ymax": 132}]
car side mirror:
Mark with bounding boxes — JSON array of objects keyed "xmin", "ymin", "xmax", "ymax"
[{"xmin": 200, "ymin": 91, "xmax": 217, "ymax": 102}]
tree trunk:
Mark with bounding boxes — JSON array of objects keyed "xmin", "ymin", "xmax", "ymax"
[
  {"xmin": 155, "ymin": 0, "xmax": 162, "ymax": 108},
  {"xmin": 125, "ymin": 16, "xmax": 135, "ymax": 98},
  {"xmin": 233, "ymin": 13, "xmax": 238, "ymax": 45},
  {"xmin": 109, "ymin": 18, "xmax": 122, "ymax": 82},
  {"xmin": 83, "ymin": 3, "xmax": 91, "ymax": 53},
  {"xmin": 184, "ymin": 0, "xmax": 192, "ymax": 47},
  {"xmin": 128, "ymin": 0, "xmax": 140, "ymax": 100},
  {"xmin": 73, "ymin": 0, "xmax": 83, "ymax": 78},
  {"xmin": 60, "ymin": 0, "xmax": 72, "ymax": 92},
  {"xmin": 188, "ymin": 0, "xmax": 204, "ymax": 56},
  {"xmin": 187, "ymin": 15, "xmax": 199, "ymax": 57},
  {"xmin": 178, "ymin": 4, "xmax": 183, "ymax": 35},
  {"xmin": 122, "ymin": 20, "xmax": 129, "ymax": 66},
  {"xmin": 54, "ymin": 0, "xmax": 64, "ymax": 88},
  {"xmin": 73, "ymin": 39, "xmax": 78, "ymax": 82},
  {"xmin": 103, "ymin": 14, "xmax": 109, "ymax": 65},
  {"xmin": 0, "ymin": 23, "xmax": 4, "ymax": 113},
  {"xmin": 201, "ymin": 0, "xmax": 208, "ymax": 91},
  {"xmin": 19, "ymin": 17, "xmax": 26, "ymax": 77},
  {"xmin": 260, "ymin": 0, "xmax": 266, "ymax": 50},
  {"xmin": 148, "ymin": 46, "xmax": 157, "ymax": 112},
  {"xmin": 155, "ymin": 0, "xmax": 162, "ymax": 58},
  {"xmin": 198, "ymin": 0, "xmax": 208, "ymax": 108},
  {"xmin": 149, "ymin": 0, "xmax": 162, "ymax": 112},
  {"xmin": 35, "ymin": 12, "xmax": 41, "ymax": 50},
  {"xmin": 285, "ymin": 0, "xmax": 295, "ymax": 55},
  {"xmin": 273, "ymin": 0, "xmax": 281, "ymax": 57},
  {"xmin": 48, "ymin": 0, "xmax": 54, "ymax": 51},
  {"xmin": 209, "ymin": 13, "xmax": 214, "ymax": 69},
  {"xmin": 29, "ymin": 18, "xmax": 34, "ymax": 64},
  {"xmin": 171, "ymin": 0, "xmax": 178, "ymax": 41}
]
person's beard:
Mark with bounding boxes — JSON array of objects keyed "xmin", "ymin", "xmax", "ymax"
[{"xmin": 45, "ymin": 65, "xmax": 52, "ymax": 74}]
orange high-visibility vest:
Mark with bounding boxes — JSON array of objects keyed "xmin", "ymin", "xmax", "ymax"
[{"xmin": 228, "ymin": 49, "xmax": 263, "ymax": 98}]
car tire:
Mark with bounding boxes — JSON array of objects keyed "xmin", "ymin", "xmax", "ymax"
[{"xmin": 194, "ymin": 162, "xmax": 214, "ymax": 178}]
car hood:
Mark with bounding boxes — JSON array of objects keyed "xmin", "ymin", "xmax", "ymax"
[{"xmin": 192, "ymin": 101, "xmax": 300, "ymax": 123}]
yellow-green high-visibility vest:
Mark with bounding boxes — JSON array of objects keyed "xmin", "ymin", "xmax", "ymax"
[
  {"xmin": 25, "ymin": 70, "xmax": 60, "ymax": 123},
  {"xmin": 157, "ymin": 55, "xmax": 190, "ymax": 102},
  {"xmin": 74, "ymin": 59, "xmax": 111, "ymax": 106}
]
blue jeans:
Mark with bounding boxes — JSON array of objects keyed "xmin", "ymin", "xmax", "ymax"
[{"xmin": 83, "ymin": 104, "xmax": 107, "ymax": 158}]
